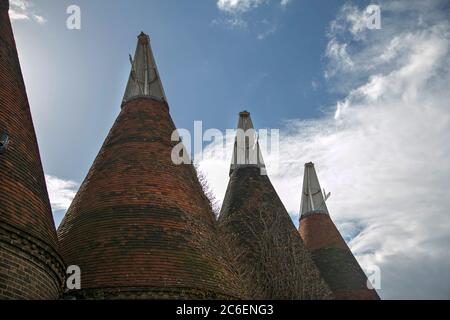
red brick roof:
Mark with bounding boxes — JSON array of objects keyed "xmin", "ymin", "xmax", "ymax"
[
  {"xmin": 57, "ymin": 34, "xmax": 241, "ymax": 298},
  {"xmin": 0, "ymin": 0, "xmax": 65, "ymax": 299},
  {"xmin": 299, "ymin": 213, "xmax": 380, "ymax": 300},
  {"xmin": 218, "ymin": 113, "xmax": 333, "ymax": 299},
  {"xmin": 298, "ymin": 162, "xmax": 380, "ymax": 300}
]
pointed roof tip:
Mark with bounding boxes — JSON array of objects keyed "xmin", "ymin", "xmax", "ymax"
[
  {"xmin": 300, "ymin": 162, "xmax": 329, "ymax": 218},
  {"xmin": 138, "ymin": 31, "xmax": 150, "ymax": 43},
  {"xmin": 122, "ymin": 30, "xmax": 167, "ymax": 106},
  {"xmin": 237, "ymin": 110, "xmax": 254, "ymax": 130},
  {"xmin": 230, "ymin": 110, "xmax": 266, "ymax": 175}
]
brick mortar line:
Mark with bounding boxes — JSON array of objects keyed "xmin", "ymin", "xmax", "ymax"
[
  {"xmin": 0, "ymin": 221, "xmax": 66, "ymax": 285},
  {"xmin": 67, "ymin": 286, "xmax": 237, "ymax": 300}
]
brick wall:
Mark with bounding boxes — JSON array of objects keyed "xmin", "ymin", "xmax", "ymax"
[
  {"xmin": 58, "ymin": 97, "xmax": 242, "ymax": 299},
  {"xmin": 219, "ymin": 167, "xmax": 333, "ymax": 299},
  {"xmin": 299, "ymin": 213, "xmax": 380, "ymax": 300},
  {"xmin": 0, "ymin": 224, "xmax": 64, "ymax": 299},
  {"xmin": 0, "ymin": 0, "xmax": 7, "ymax": 11},
  {"xmin": 0, "ymin": 0, "xmax": 65, "ymax": 299}
]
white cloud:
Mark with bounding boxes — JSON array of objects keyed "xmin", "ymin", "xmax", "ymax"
[
  {"xmin": 45, "ymin": 175, "xmax": 78, "ymax": 212},
  {"xmin": 9, "ymin": 0, "xmax": 47, "ymax": 24},
  {"xmin": 280, "ymin": 0, "xmax": 292, "ymax": 8},
  {"xmin": 217, "ymin": 0, "xmax": 291, "ymax": 13},
  {"xmin": 211, "ymin": 16, "xmax": 248, "ymax": 29},
  {"xmin": 8, "ymin": 10, "xmax": 29, "ymax": 21},
  {"xmin": 215, "ymin": 0, "xmax": 288, "ymax": 38},
  {"xmin": 33, "ymin": 14, "xmax": 46, "ymax": 25},
  {"xmin": 311, "ymin": 80, "xmax": 320, "ymax": 91},
  {"xmin": 200, "ymin": 0, "xmax": 450, "ymax": 299},
  {"xmin": 217, "ymin": 0, "xmax": 266, "ymax": 13},
  {"xmin": 257, "ymin": 23, "xmax": 277, "ymax": 40},
  {"xmin": 325, "ymin": 38, "xmax": 354, "ymax": 77},
  {"xmin": 217, "ymin": 0, "xmax": 291, "ymax": 12}
]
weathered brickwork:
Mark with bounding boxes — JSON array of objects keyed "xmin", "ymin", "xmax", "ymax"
[
  {"xmin": 0, "ymin": 224, "xmax": 65, "ymax": 299},
  {"xmin": 219, "ymin": 167, "xmax": 333, "ymax": 299},
  {"xmin": 57, "ymin": 98, "xmax": 242, "ymax": 299},
  {"xmin": 0, "ymin": 0, "xmax": 65, "ymax": 299},
  {"xmin": 67, "ymin": 286, "xmax": 236, "ymax": 300},
  {"xmin": 0, "ymin": 1, "xmax": 383, "ymax": 299},
  {"xmin": 299, "ymin": 213, "xmax": 380, "ymax": 300}
]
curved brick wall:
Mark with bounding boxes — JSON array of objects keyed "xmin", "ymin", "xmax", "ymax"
[
  {"xmin": 299, "ymin": 213, "xmax": 380, "ymax": 300},
  {"xmin": 219, "ymin": 167, "xmax": 333, "ymax": 299},
  {"xmin": 0, "ymin": 0, "xmax": 65, "ymax": 299},
  {"xmin": 0, "ymin": 224, "xmax": 64, "ymax": 299},
  {"xmin": 57, "ymin": 98, "xmax": 242, "ymax": 299}
]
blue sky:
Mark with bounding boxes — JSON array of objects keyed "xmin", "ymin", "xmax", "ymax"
[
  {"xmin": 9, "ymin": 0, "xmax": 450, "ymax": 299},
  {"xmin": 11, "ymin": 0, "xmax": 348, "ymax": 184}
]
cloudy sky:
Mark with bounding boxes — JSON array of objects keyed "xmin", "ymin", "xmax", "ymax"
[{"xmin": 9, "ymin": 0, "xmax": 450, "ymax": 299}]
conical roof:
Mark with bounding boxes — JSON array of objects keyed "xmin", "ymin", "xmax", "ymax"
[
  {"xmin": 218, "ymin": 111, "xmax": 333, "ymax": 299},
  {"xmin": 0, "ymin": 0, "xmax": 65, "ymax": 299},
  {"xmin": 57, "ymin": 33, "xmax": 241, "ymax": 299},
  {"xmin": 299, "ymin": 162, "xmax": 380, "ymax": 300}
]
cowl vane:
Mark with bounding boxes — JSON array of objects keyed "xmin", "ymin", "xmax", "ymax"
[
  {"xmin": 122, "ymin": 32, "xmax": 167, "ymax": 106},
  {"xmin": 300, "ymin": 162, "xmax": 330, "ymax": 217},
  {"xmin": 230, "ymin": 111, "xmax": 266, "ymax": 175}
]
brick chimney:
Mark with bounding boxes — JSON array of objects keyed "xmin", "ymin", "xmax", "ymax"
[
  {"xmin": 0, "ymin": 0, "xmax": 65, "ymax": 299},
  {"xmin": 57, "ymin": 32, "xmax": 242, "ymax": 299},
  {"xmin": 298, "ymin": 162, "xmax": 380, "ymax": 300},
  {"xmin": 218, "ymin": 111, "xmax": 333, "ymax": 299}
]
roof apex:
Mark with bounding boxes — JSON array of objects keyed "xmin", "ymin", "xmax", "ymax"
[
  {"xmin": 230, "ymin": 111, "xmax": 266, "ymax": 175},
  {"xmin": 239, "ymin": 110, "xmax": 250, "ymax": 117},
  {"xmin": 300, "ymin": 162, "xmax": 330, "ymax": 218},
  {"xmin": 122, "ymin": 32, "xmax": 167, "ymax": 106}
]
